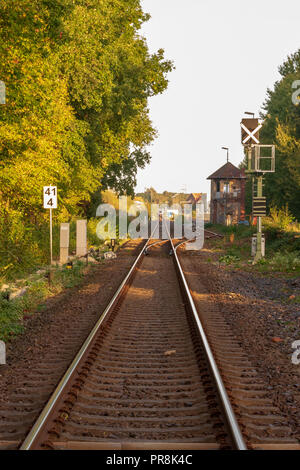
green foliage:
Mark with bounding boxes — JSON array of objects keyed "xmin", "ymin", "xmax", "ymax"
[
  {"xmin": 219, "ymin": 254, "xmax": 241, "ymax": 265},
  {"xmin": 87, "ymin": 218, "xmax": 106, "ymax": 248},
  {"xmin": 267, "ymin": 251, "xmax": 300, "ymax": 272},
  {"xmin": 210, "ymin": 224, "xmax": 255, "ymax": 239},
  {"xmin": 0, "ymin": 297, "xmax": 24, "ymax": 341},
  {"xmin": 52, "ymin": 261, "xmax": 85, "ymax": 288},
  {"xmin": 0, "ymin": 1, "xmax": 173, "ymax": 218},
  {"xmin": 256, "ymin": 51, "xmax": 300, "ymax": 219},
  {"xmin": 136, "ymin": 188, "xmax": 189, "ymax": 205},
  {"xmin": 0, "ymin": 260, "xmax": 89, "ymax": 341},
  {"xmin": 0, "ymin": 1, "xmax": 172, "ymax": 279},
  {"xmin": 0, "ymin": 211, "xmax": 107, "ymax": 281},
  {"xmin": 268, "ymin": 205, "xmax": 295, "ymax": 230},
  {"xmin": 261, "ymin": 206, "xmax": 300, "ymax": 254},
  {"xmin": 0, "ymin": 207, "xmax": 49, "ymax": 280},
  {"xmin": 21, "ymin": 280, "xmax": 48, "ymax": 311}
]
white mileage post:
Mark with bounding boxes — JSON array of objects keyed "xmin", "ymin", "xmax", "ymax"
[{"xmin": 43, "ymin": 186, "xmax": 57, "ymax": 264}]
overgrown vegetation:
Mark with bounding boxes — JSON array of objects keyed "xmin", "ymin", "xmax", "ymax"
[
  {"xmin": 0, "ymin": 260, "xmax": 90, "ymax": 341},
  {"xmin": 0, "ymin": 215, "xmax": 106, "ymax": 281},
  {"xmin": 267, "ymin": 205, "xmax": 297, "ymax": 231},
  {"xmin": 207, "ymin": 213, "xmax": 300, "ymax": 274},
  {"xmin": 256, "ymin": 251, "xmax": 300, "ymax": 272}
]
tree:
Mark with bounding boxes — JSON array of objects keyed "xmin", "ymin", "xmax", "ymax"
[
  {"xmin": 250, "ymin": 50, "xmax": 300, "ymax": 219},
  {"xmin": 0, "ymin": 0, "xmax": 173, "ymax": 222}
]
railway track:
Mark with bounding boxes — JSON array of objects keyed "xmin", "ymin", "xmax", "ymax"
[
  {"xmin": 204, "ymin": 229, "xmax": 224, "ymax": 239},
  {"xmin": 20, "ymin": 228, "xmax": 246, "ymax": 450}
]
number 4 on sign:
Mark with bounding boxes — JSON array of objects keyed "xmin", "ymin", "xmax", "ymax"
[{"xmin": 43, "ymin": 186, "xmax": 57, "ymax": 209}]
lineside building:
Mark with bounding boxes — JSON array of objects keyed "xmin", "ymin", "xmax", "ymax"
[{"xmin": 207, "ymin": 162, "xmax": 246, "ymax": 225}]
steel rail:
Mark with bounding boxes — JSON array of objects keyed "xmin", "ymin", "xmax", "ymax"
[
  {"xmin": 204, "ymin": 229, "xmax": 224, "ymax": 238},
  {"xmin": 173, "ymin": 231, "xmax": 202, "ymax": 251},
  {"xmin": 164, "ymin": 218, "xmax": 247, "ymax": 450},
  {"xmin": 20, "ymin": 235, "xmax": 154, "ymax": 450},
  {"xmin": 172, "ymin": 229, "xmax": 222, "ymax": 252},
  {"xmin": 144, "ymin": 239, "xmax": 169, "ymax": 253},
  {"xmin": 21, "ymin": 222, "xmax": 245, "ymax": 450}
]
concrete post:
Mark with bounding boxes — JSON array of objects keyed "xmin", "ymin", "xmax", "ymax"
[
  {"xmin": 60, "ymin": 223, "xmax": 70, "ymax": 265},
  {"xmin": 0, "ymin": 341, "xmax": 6, "ymax": 365},
  {"xmin": 76, "ymin": 220, "xmax": 87, "ymax": 257}
]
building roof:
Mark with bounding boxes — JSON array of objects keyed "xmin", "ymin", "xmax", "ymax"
[{"xmin": 207, "ymin": 162, "xmax": 246, "ymax": 180}]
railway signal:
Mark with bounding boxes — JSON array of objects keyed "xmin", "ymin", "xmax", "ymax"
[
  {"xmin": 43, "ymin": 186, "xmax": 57, "ymax": 265},
  {"xmin": 252, "ymin": 196, "xmax": 267, "ymax": 217},
  {"xmin": 241, "ymin": 118, "xmax": 262, "ymax": 145},
  {"xmin": 241, "ymin": 112, "xmax": 275, "ymax": 262},
  {"xmin": 110, "ymin": 238, "xmax": 116, "ymax": 251}
]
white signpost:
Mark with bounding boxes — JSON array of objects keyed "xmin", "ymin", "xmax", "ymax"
[{"xmin": 43, "ymin": 186, "xmax": 57, "ymax": 264}]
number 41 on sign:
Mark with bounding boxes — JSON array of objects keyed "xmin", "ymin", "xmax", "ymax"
[{"xmin": 44, "ymin": 186, "xmax": 57, "ymax": 209}]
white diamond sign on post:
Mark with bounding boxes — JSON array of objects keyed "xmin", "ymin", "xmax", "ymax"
[
  {"xmin": 43, "ymin": 186, "xmax": 57, "ymax": 265},
  {"xmin": 240, "ymin": 118, "xmax": 262, "ymax": 145}
]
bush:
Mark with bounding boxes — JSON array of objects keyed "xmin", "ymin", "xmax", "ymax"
[
  {"xmin": 87, "ymin": 218, "xmax": 107, "ymax": 247},
  {"xmin": 52, "ymin": 261, "xmax": 86, "ymax": 289},
  {"xmin": 0, "ymin": 260, "xmax": 90, "ymax": 341},
  {"xmin": 0, "ymin": 211, "xmax": 107, "ymax": 282},
  {"xmin": 0, "ymin": 297, "xmax": 24, "ymax": 341},
  {"xmin": 269, "ymin": 251, "xmax": 300, "ymax": 272},
  {"xmin": 0, "ymin": 208, "xmax": 48, "ymax": 280},
  {"xmin": 219, "ymin": 254, "xmax": 241, "ymax": 265},
  {"xmin": 268, "ymin": 205, "xmax": 295, "ymax": 230}
]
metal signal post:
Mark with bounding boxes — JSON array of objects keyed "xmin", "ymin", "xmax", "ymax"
[
  {"xmin": 241, "ymin": 115, "xmax": 275, "ymax": 262},
  {"xmin": 254, "ymin": 174, "xmax": 264, "ymax": 262}
]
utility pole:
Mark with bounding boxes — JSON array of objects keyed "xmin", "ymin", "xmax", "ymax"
[{"xmin": 221, "ymin": 147, "xmax": 229, "ymax": 225}]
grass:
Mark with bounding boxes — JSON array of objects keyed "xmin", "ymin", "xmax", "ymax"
[
  {"xmin": 0, "ymin": 214, "xmax": 130, "ymax": 342},
  {"xmin": 0, "ymin": 296, "xmax": 24, "ymax": 341},
  {"xmin": 206, "ymin": 217, "xmax": 300, "ymax": 275},
  {"xmin": 0, "ymin": 260, "xmax": 90, "ymax": 342},
  {"xmin": 218, "ymin": 254, "xmax": 241, "ymax": 265}
]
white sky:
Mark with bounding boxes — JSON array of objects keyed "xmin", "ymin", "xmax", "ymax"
[{"xmin": 136, "ymin": 0, "xmax": 300, "ymax": 197}]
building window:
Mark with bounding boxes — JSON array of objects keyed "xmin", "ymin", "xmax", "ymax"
[
  {"xmin": 216, "ymin": 181, "xmax": 220, "ymax": 192},
  {"xmin": 224, "ymin": 182, "xmax": 229, "ymax": 193}
]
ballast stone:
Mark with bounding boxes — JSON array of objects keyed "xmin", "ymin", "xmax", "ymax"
[{"xmin": 104, "ymin": 251, "xmax": 117, "ymax": 260}]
